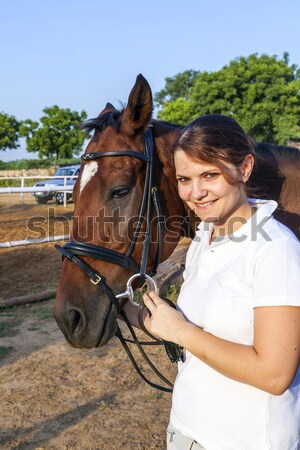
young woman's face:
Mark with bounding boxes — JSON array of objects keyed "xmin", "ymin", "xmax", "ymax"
[{"xmin": 174, "ymin": 150, "xmax": 253, "ymax": 232}]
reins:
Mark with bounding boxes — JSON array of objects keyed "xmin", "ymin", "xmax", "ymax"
[{"xmin": 55, "ymin": 127, "xmax": 185, "ymax": 393}]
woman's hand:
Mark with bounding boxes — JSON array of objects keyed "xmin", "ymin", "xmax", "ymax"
[{"xmin": 143, "ymin": 291, "xmax": 188, "ymax": 343}]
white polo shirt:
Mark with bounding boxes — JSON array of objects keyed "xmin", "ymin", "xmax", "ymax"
[{"xmin": 170, "ymin": 199, "xmax": 300, "ymax": 450}]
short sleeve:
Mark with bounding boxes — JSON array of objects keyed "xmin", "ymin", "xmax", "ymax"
[{"xmin": 253, "ymin": 237, "xmax": 300, "ymax": 307}]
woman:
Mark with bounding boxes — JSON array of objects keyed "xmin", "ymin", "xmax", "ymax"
[{"xmin": 143, "ymin": 115, "xmax": 300, "ymax": 450}]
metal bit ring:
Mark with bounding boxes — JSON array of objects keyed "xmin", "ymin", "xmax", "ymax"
[{"xmin": 116, "ymin": 273, "xmax": 158, "ymax": 303}]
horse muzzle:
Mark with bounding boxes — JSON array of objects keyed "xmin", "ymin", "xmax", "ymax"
[{"xmin": 54, "ymin": 287, "xmax": 118, "ymax": 348}]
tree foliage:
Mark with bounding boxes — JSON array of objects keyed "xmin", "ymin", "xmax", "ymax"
[
  {"xmin": 155, "ymin": 54, "xmax": 300, "ymax": 144},
  {"xmin": 154, "ymin": 70, "xmax": 199, "ymax": 106},
  {"xmin": 0, "ymin": 112, "xmax": 21, "ymax": 150},
  {"xmin": 19, "ymin": 106, "xmax": 88, "ymax": 162}
]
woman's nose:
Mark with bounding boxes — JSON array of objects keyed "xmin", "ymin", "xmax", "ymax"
[{"xmin": 191, "ymin": 180, "xmax": 208, "ymax": 200}]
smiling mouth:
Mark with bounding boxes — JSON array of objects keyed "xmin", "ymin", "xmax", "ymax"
[{"xmin": 194, "ymin": 199, "xmax": 218, "ymax": 209}]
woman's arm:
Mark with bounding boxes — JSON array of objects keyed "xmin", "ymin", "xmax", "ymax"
[{"xmin": 143, "ymin": 293, "xmax": 300, "ymax": 395}]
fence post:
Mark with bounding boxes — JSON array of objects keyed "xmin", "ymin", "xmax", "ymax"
[
  {"xmin": 20, "ymin": 177, "xmax": 24, "ymax": 205},
  {"xmin": 64, "ymin": 177, "xmax": 67, "ymax": 207}
]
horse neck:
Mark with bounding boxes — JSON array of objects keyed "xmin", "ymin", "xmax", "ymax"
[
  {"xmin": 152, "ymin": 120, "xmax": 183, "ymax": 200},
  {"xmin": 152, "ymin": 119, "xmax": 181, "ymax": 188},
  {"xmin": 151, "ymin": 120, "xmax": 196, "ymax": 239}
]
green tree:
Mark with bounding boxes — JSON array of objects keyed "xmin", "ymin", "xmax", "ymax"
[
  {"xmin": 154, "ymin": 70, "xmax": 199, "ymax": 107},
  {"xmin": 20, "ymin": 106, "xmax": 88, "ymax": 162},
  {"xmin": 0, "ymin": 112, "xmax": 21, "ymax": 150},
  {"xmin": 156, "ymin": 54, "xmax": 300, "ymax": 144}
]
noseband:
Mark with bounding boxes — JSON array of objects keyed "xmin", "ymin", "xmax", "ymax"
[{"xmin": 55, "ymin": 127, "xmax": 184, "ymax": 393}]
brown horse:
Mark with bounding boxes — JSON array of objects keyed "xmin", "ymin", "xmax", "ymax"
[{"xmin": 55, "ymin": 74, "xmax": 300, "ymax": 352}]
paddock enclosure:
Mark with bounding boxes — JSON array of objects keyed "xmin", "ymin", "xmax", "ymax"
[{"xmin": 0, "ymin": 194, "xmax": 185, "ymax": 449}]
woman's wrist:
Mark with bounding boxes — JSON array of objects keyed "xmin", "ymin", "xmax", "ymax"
[{"xmin": 176, "ymin": 320, "xmax": 199, "ymax": 348}]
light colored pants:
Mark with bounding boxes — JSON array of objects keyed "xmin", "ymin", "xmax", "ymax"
[{"xmin": 166, "ymin": 423, "xmax": 207, "ymax": 450}]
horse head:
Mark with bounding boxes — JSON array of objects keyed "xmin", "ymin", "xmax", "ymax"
[{"xmin": 55, "ymin": 75, "xmax": 189, "ymax": 349}]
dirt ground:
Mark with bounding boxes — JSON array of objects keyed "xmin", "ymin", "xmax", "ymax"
[{"xmin": 0, "ymin": 194, "xmax": 188, "ymax": 450}]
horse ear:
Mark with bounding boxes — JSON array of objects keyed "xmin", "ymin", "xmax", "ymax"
[
  {"xmin": 98, "ymin": 102, "xmax": 117, "ymax": 116},
  {"xmin": 121, "ymin": 74, "xmax": 153, "ymax": 135}
]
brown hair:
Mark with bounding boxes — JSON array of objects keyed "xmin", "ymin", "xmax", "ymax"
[{"xmin": 173, "ymin": 114, "xmax": 255, "ymax": 189}]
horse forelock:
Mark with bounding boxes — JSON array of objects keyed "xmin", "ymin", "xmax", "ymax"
[{"xmin": 81, "ymin": 110, "xmax": 124, "ymax": 135}]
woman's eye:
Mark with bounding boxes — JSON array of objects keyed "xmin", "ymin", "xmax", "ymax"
[
  {"xmin": 111, "ymin": 187, "xmax": 131, "ymax": 199},
  {"xmin": 177, "ymin": 177, "xmax": 190, "ymax": 184},
  {"xmin": 205, "ymin": 173, "xmax": 219, "ymax": 179}
]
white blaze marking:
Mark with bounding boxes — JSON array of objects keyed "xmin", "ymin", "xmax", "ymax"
[{"xmin": 80, "ymin": 161, "xmax": 98, "ymax": 194}]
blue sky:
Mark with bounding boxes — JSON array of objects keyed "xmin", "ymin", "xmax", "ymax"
[{"xmin": 1, "ymin": 0, "xmax": 299, "ymax": 161}]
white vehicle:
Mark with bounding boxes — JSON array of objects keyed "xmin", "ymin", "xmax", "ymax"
[{"xmin": 32, "ymin": 165, "xmax": 80, "ymax": 204}]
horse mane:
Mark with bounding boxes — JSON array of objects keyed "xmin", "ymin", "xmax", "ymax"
[
  {"xmin": 81, "ymin": 110, "xmax": 124, "ymax": 134},
  {"xmin": 152, "ymin": 118, "xmax": 182, "ymax": 128},
  {"xmin": 82, "ymin": 110, "xmax": 184, "ymax": 136},
  {"xmin": 82, "ymin": 111, "xmax": 299, "ymax": 166}
]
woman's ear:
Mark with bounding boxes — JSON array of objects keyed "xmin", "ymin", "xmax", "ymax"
[{"xmin": 241, "ymin": 154, "xmax": 255, "ymax": 182}]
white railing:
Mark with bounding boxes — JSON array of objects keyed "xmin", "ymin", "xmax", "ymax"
[
  {"xmin": 0, "ymin": 234, "xmax": 70, "ymax": 248},
  {"xmin": 0, "ymin": 175, "xmax": 77, "ymax": 248},
  {"xmin": 0, "ymin": 175, "xmax": 78, "ymax": 207}
]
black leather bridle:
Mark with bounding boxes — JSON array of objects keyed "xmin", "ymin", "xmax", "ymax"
[{"xmin": 55, "ymin": 127, "xmax": 185, "ymax": 393}]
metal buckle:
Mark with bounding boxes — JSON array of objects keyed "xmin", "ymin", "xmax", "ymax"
[{"xmin": 90, "ymin": 274, "xmax": 102, "ymax": 285}]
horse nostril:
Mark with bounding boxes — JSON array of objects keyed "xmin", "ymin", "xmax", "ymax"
[
  {"xmin": 67, "ymin": 307, "xmax": 87, "ymax": 336},
  {"xmin": 70, "ymin": 309, "xmax": 80, "ymax": 334}
]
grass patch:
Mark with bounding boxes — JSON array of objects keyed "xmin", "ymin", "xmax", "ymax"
[
  {"xmin": 0, "ymin": 346, "xmax": 15, "ymax": 360},
  {"xmin": 27, "ymin": 325, "xmax": 41, "ymax": 332},
  {"xmin": 37, "ymin": 330, "xmax": 50, "ymax": 335},
  {"xmin": 0, "ymin": 300, "xmax": 55, "ymax": 326},
  {"xmin": 0, "ymin": 157, "xmax": 81, "ymax": 171},
  {"xmin": 151, "ymin": 393, "xmax": 163, "ymax": 400},
  {"xmin": 28, "ymin": 303, "xmax": 54, "ymax": 321},
  {"xmin": 0, "ymin": 320, "xmax": 21, "ymax": 337},
  {"xmin": 133, "ymin": 284, "xmax": 149, "ymax": 303},
  {"xmin": 165, "ymin": 284, "xmax": 180, "ymax": 302},
  {"xmin": 133, "ymin": 283, "xmax": 181, "ymax": 303}
]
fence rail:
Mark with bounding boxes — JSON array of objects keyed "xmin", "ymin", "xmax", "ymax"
[
  {"xmin": 0, "ymin": 234, "xmax": 70, "ymax": 249},
  {"xmin": 0, "ymin": 175, "xmax": 78, "ymax": 206},
  {"xmin": 0, "ymin": 185, "xmax": 74, "ymax": 194}
]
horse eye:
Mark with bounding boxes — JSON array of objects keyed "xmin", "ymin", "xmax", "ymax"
[{"xmin": 111, "ymin": 187, "xmax": 131, "ymax": 199}]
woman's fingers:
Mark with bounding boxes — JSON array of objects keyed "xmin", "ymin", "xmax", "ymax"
[
  {"xmin": 143, "ymin": 293, "xmax": 156, "ymax": 315},
  {"xmin": 146, "ymin": 291, "xmax": 163, "ymax": 304}
]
